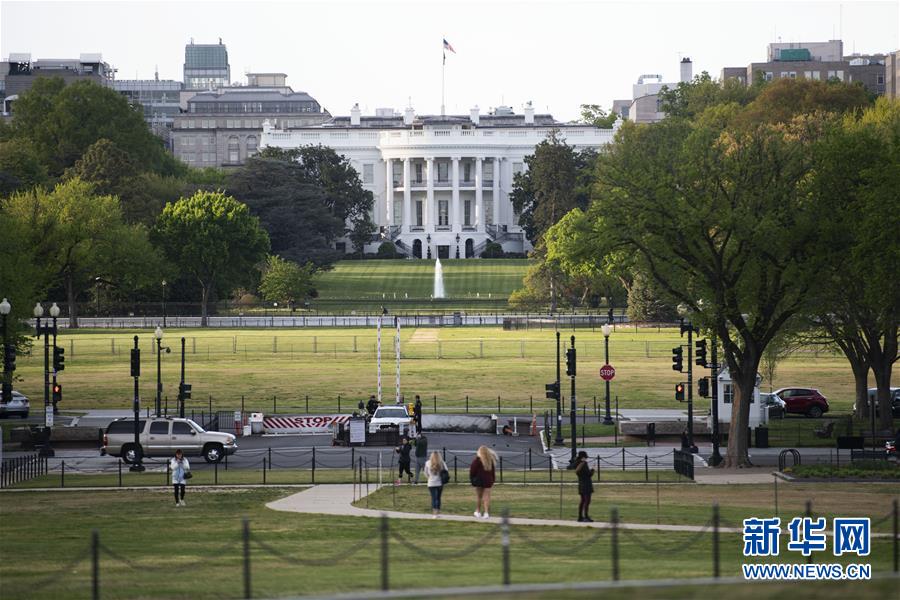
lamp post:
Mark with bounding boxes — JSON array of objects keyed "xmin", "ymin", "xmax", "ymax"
[
  {"xmin": 426, "ymin": 234, "xmax": 432, "ymax": 260},
  {"xmin": 677, "ymin": 306, "xmax": 699, "ymax": 454},
  {"xmin": 161, "ymin": 280, "xmax": 167, "ymax": 328},
  {"xmin": 554, "ymin": 330, "xmax": 563, "ymax": 445},
  {"xmin": 601, "ymin": 324, "xmax": 614, "ymax": 425},
  {"xmin": 455, "ymin": 233, "xmax": 460, "ymax": 259},
  {"xmin": 33, "ymin": 302, "xmax": 59, "ymax": 457},
  {"xmin": 567, "ymin": 335, "xmax": 578, "ymax": 468},
  {"xmin": 1, "ymin": 298, "xmax": 12, "ymax": 407},
  {"xmin": 95, "ymin": 277, "xmax": 101, "ymax": 316},
  {"xmin": 154, "ymin": 326, "xmax": 170, "ymax": 417}
]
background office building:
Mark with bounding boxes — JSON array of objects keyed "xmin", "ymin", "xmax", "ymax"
[
  {"xmin": 172, "ymin": 72, "xmax": 330, "ymax": 168},
  {"xmin": 261, "ymin": 103, "xmax": 618, "ymax": 258},
  {"xmin": 1, "ymin": 53, "xmax": 114, "ymax": 114},
  {"xmin": 112, "ymin": 76, "xmax": 182, "ymax": 148},
  {"xmin": 183, "ymin": 39, "xmax": 230, "ymax": 90}
]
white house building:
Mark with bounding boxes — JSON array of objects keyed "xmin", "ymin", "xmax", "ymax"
[{"xmin": 260, "ymin": 103, "xmax": 619, "ymax": 258}]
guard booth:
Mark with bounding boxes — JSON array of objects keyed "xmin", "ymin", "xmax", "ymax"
[{"xmin": 711, "ymin": 368, "xmax": 767, "ymax": 428}]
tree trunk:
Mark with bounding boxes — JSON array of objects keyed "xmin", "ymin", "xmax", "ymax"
[
  {"xmin": 200, "ymin": 284, "xmax": 209, "ymax": 328},
  {"xmin": 865, "ymin": 324, "xmax": 897, "ymax": 431},
  {"xmin": 850, "ymin": 361, "xmax": 870, "ymax": 421},
  {"xmin": 66, "ymin": 275, "xmax": 79, "ymax": 329},
  {"xmin": 722, "ymin": 352, "xmax": 761, "ymax": 468},
  {"xmin": 872, "ymin": 364, "xmax": 895, "ymax": 431}
]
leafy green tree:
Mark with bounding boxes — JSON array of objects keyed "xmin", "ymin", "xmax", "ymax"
[
  {"xmin": 739, "ymin": 77, "xmax": 871, "ymax": 126},
  {"xmin": 258, "ymin": 255, "xmax": 316, "ymax": 304},
  {"xmin": 0, "ymin": 207, "xmax": 47, "ymax": 341},
  {"xmin": 8, "ymin": 78, "xmax": 183, "ymax": 177},
  {"xmin": 153, "ymin": 191, "xmax": 270, "ymax": 326},
  {"xmin": 64, "ymin": 138, "xmax": 135, "ymax": 194},
  {"xmin": 659, "ymin": 71, "xmax": 761, "ymax": 119},
  {"xmin": 4, "ymin": 178, "xmax": 162, "ymax": 327},
  {"xmin": 509, "ymin": 131, "xmax": 596, "ymax": 244},
  {"xmin": 579, "ymin": 104, "xmax": 619, "ymax": 128},
  {"xmin": 625, "ymin": 273, "xmax": 677, "ymax": 323},
  {"xmin": 0, "ymin": 138, "xmax": 49, "ymax": 196}
]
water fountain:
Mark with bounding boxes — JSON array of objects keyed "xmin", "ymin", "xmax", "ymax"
[{"xmin": 433, "ymin": 258, "xmax": 445, "ymax": 299}]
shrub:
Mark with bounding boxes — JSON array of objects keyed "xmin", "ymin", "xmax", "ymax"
[
  {"xmin": 376, "ymin": 241, "xmax": 399, "ymax": 259},
  {"xmin": 481, "ymin": 242, "xmax": 505, "ymax": 258}
]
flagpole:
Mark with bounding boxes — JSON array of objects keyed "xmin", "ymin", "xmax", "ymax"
[{"xmin": 441, "ymin": 50, "xmax": 446, "ymax": 117}]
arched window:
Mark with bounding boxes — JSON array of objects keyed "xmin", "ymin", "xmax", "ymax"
[
  {"xmin": 227, "ymin": 136, "xmax": 240, "ymax": 163},
  {"xmin": 246, "ymin": 136, "xmax": 258, "ymax": 158}
]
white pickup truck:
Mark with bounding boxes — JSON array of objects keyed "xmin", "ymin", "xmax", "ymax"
[{"xmin": 368, "ymin": 406, "xmax": 412, "ymax": 435}]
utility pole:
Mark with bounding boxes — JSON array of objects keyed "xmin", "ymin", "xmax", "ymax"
[
  {"xmin": 555, "ymin": 330, "xmax": 563, "ymax": 445},
  {"xmin": 709, "ymin": 333, "xmax": 722, "ymax": 466}
]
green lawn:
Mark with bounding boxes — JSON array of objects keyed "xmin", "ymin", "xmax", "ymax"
[
  {"xmin": 1, "ymin": 487, "xmax": 896, "ymax": 599},
  {"xmin": 8, "ymin": 325, "xmax": 874, "ymax": 413}
]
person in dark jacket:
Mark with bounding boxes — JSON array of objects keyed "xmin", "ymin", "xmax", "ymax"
[
  {"xmin": 413, "ymin": 395, "xmax": 423, "ymax": 431},
  {"xmin": 366, "ymin": 395, "xmax": 380, "ymax": 416},
  {"xmin": 396, "ymin": 437, "xmax": 413, "ymax": 483},
  {"xmin": 413, "ymin": 433, "xmax": 428, "ymax": 484},
  {"xmin": 469, "ymin": 446, "xmax": 497, "ymax": 519},
  {"xmin": 575, "ymin": 450, "xmax": 594, "ymax": 522}
]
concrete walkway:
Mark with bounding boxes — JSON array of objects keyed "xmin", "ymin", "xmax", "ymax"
[
  {"xmin": 694, "ymin": 468, "xmax": 779, "ymax": 485},
  {"xmin": 266, "ymin": 484, "xmax": 743, "ymax": 533}
]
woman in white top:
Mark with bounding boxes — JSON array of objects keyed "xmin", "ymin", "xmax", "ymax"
[
  {"xmin": 422, "ymin": 451, "xmax": 447, "ymax": 517},
  {"xmin": 170, "ymin": 449, "xmax": 191, "ymax": 507}
]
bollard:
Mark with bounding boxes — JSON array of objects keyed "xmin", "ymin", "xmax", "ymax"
[
  {"xmin": 454, "ymin": 455, "xmax": 458, "ymax": 483},
  {"xmin": 501, "ymin": 510, "xmax": 511, "ymax": 585},
  {"xmin": 528, "ymin": 447, "xmax": 532, "ymax": 471},
  {"xmin": 611, "ymin": 507, "xmax": 620, "ymax": 581},
  {"xmin": 305, "ymin": 395, "xmax": 309, "ymax": 413},
  {"xmin": 268, "ymin": 447, "xmax": 272, "ymax": 467},
  {"xmin": 433, "ymin": 394, "xmax": 437, "ymax": 414},
  {"xmin": 262, "ymin": 457, "xmax": 267, "ymax": 485},
  {"xmin": 61, "ymin": 460, "xmax": 65, "ymax": 488},
  {"xmin": 621, "ymin": 448, "xmax": 625, "ymax": 472},
  {"xmin": 499, "ymin": 456, "xmax": 504, "ymax": 483},
  {"xmin": 713, "ymin": 503, "xmax": 720, "ymax": 578},
  {"xmin": 596, "ymin": 456, "xmax": 601, "ymax": 482},
  {"xmin": 118, "ymin": 459, "xmax": 122, "ymax": 487},
  {"xmin": 214, "ymin": 460, "xmax": 218, "ymax": 485},
  {"xmin": 497, "ymin": 395, "xmax": 501, "ymax": 414},
  {"xmin": 312, "ymin": 447, "xmax": 316, "ymax": 484},
  {"xmin": 644, "ymin": 456, "xmax": 649, "ymax": 482},
  {"xmin": 442, "ymin": 447, "xmax": 446, "ymax": 462},
  {"xmin": 92, "ymin": 529, "xmax": 100, "ymax": 600},
  {"xmin": 656, "ymin": 473, "xmax": 660, "ymax": 525},
  {"xmin": 273, "ymin": 395, "xmax": 277, "ymax": 414},
  {"xmin": 338, "ymin": 394, "xmax": 341, "ymax": 413},
  {"xmin": 243, "ymin": 519, "xmax": 251, "ymax": 599},
  {"xmin": 530, "ymin": 395, "xmax": 533, "ymax": 415},
  {"xmin": 380, "ymin": 515, "xmax": 390, "ymax": 591},
  {"xmin": 465, "ymin": 395, "xmax": 469, "ymax": 413}
]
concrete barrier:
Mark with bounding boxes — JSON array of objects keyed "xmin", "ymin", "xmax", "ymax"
[
  {"xmin": 619, "ymin": 420, "xmax": 710, "ymax": 436},
  {"xmin": 422, "ymin": 414, "xmax": 493, "ymax": 433}
]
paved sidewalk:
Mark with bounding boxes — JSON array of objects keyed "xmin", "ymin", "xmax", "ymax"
[
  {"xmin": 265, "ymin": 484, "xmax": 743, "ymax": 533},
  {"xmin": 694, "ymin": 468, "xmax": 779, "ymax": 485}
]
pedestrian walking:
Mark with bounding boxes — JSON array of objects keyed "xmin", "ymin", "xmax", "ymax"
[
  {"xmin": 414, "ymin": 395, "xmax": 423, "ymax": 431},
  {"xmin": 575, "ymin": 450, "xmax": 594, "ymax": 522},
  {"xmin": 413, "ymin": 433, "xmax": 428, "ymax": 484},
  {"xmin": 423, "ymin": 450, "xmax": 448, "ymax": 517},
  {"xmin": 469, "ymin": 446, "xmax": 497, "ymax": 519},
  {"xmin": 170, "ymin": 449, "xmax": 191, "ymax": 507},
  {"xmin": 396, "ymin": 436, "xmax": 413, "ymax": 483}
]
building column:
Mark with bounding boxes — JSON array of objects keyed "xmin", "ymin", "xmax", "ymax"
[
  {"xmin": 475, "ymin": 157, "xmax": 483, "ymax": 232},
  {"xmin": 385, "ymin": 160, "xmax": 393, "ymax": 225},
  {"xmin": 426, "ymin": 156, "xmax": 435, "ymax": 233},
  {"xmin": 451, "ymin": 157, "xmax": 460, "ymax": 233},
  {"xmin": 402, "ymin": 158, "xmax": 411, "ymax": 233},
  {"xmin": 493, "ymin": 157, "xmax": 501, "ymax": 228}
]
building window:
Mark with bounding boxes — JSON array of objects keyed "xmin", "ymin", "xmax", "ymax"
[
  {"xmin": 438, "ymin": 162, "xmax": 449, "ymax": 182},
  {"xmin": 483, "ymin": 163, "xmax": 493, "ymax": 181},
  {"xmin": 393, "ymin": 199, "xmax": 402, "ymax": 225},
  {"xmin": 415, "ymin": 200, "xmax": 423, "ymax": 226},
  {"xmin": 464, "ymin": 163, "xmax": 471, "ymax": 182},
  {"xmin": 724, "ymin": 384, "xmax": 733, "ymax": 404},
  {"xmin": 485, "ymin": 202, "xmax": 493, "ymax": 226},
  {"xmin": 877, "ymin": 75, "xmax": 885, "ymax": 84},
  {"xmin": 438, "ymin": 200, "xmax": 449, "ymax": 226},
  {"xmin": 464, "ymin": 200, "xmax": 472, "ymax": 226},
  {"xmin": 227, "ymin": 136, "xmax": 240, "ymax": 163},
  {"xmin": 363, "ymin": 164, "xmax": 374, "ymax": 184},
  {"xmin": 764, "ymin": 71, "xmax": 774, "ymax": 81},
  {"xmin": 415, "ymin": 163, "xmax": 423, "ymax": 183},
  {"xmin": 246, "ymin": 136, "xmax": 258, "ymax": 157}
]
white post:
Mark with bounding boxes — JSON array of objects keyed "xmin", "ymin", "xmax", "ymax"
[
  {"xmin": 493, "ymin": 157, "xmax": 501, "ymax": 228},
  {"xmin": 426, "ymin": 157, "xmax": 435, "ymax": 232},
  {"xmin": 376, "ymin": 316, "xmax": 382, "ymax": 402},
  {"xmin": 451, "ymin": 157, "xmax": 460, "ymax": 233},
  {"xmin": 385, "ymin": 160, "xmax": 393, "ymax": 225},
  {"xmin": 402, "ymin": 158, "xmax": 411, "ymax": 233},
  {"xmin": 395, "ymin": 319, "xmax": 401, "ymax": 404},
  {"xmin": 475, "ymin": 157, "xmax": 483, "ymax": 232}
]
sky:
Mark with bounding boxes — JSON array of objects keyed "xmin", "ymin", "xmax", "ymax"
[{"xmin": 2, "ymin": 0, "xmax": 898, "ymax": 121}]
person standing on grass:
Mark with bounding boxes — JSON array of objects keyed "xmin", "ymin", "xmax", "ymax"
[
  {"xmin": 469, "ymin": 446, "xmax": 497, "ymax": 519},
  {"xmin": 423, "ymin": 450, "xmax": 447, "ymax": 517},
  {"xmin": 170, "ymin": 449, "xmax": 191, "ymax": 507},
  {"xmin": 575, "ymin": 450, "xmax": 594, "ymax": 522},
  {"xmin": 413, "ymin": 432, "xmax": 428, "ymax": 484},
  {"xmin": 396, "ymin": 436, "xmax": 413, "ymax": 483}
]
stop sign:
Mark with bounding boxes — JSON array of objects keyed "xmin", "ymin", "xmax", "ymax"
[{"xmin": 600, "ymin": 364, "xmax": 616, "ymax": 381}]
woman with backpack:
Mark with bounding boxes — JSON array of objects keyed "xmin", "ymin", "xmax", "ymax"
[
  {"xmin": 170, "ymin": 448, "xmax": 191, "ymax": 507},
  {"xmin": 422, "ymin": 450, "xmax": 449, "ymax": 517}
]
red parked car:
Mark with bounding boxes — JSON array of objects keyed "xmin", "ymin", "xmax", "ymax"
[{"xmin": 773, "ymin": 388, "xmax": 829, "ymax": 418}]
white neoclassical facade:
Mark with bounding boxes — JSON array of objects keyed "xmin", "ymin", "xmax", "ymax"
[{"xmin": 260, "ymin": 104, "xmax": 618, "ymax": 258}]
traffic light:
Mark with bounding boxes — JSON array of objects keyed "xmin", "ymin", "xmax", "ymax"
[
  {"xmin": 695, "ymin": 339, "xmax": 707, "ymax": 367},
  {"xmin": 698, "ymin": 377, "xmax": 709, "ymax": 397},
  {"xmin": 675, "ymin": 383, "xmax": 685, "ymax": 402},
  {"xmin": 545, "ymin": 382, "xmax": 560, "ymax": 400},
  {"xmin": 130, "ymin": 348, "xmax": 141, "ymax": 377},
  {"xmin": 179, "ymin": 382, "xmax": 192, "ymax": 400},
  {"xmin": 565, "ymin": 348, "xmax": 577, "ymax": 377},
  {"xmin": 3, "ymin": 344, "xmax": 15, "ymax": 373},
  {"xmin": 53, "ymin": 346, "xmax": 65, "ymax": 371},
  {"xmin": 671, "ymin": 346, "xmax": 683, "ymax": 372},
  {"xmin": 52, "ymin": 383, "xmax": 62, "ymax": 405}
]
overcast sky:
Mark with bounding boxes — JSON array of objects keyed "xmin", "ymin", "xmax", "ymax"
[{"xmin": 2, "ymin": 0, "xmax": 898, "ymax": 121}]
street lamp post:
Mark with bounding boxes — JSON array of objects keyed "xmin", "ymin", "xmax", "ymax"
[
  {"xmin": 554, "ymin": 330, "xmax": 563, "ymax": 445},
  {"xmin": 161, "ymin": 280, "xmax": 167, "ymax": 328},
  {"xmin": 33, "ymin": 302, "xmax": 59, "ymax": 457},
  {"xmin": 154, "ymin": 326, "xmax": 170, "ymax": 417},
  {"xmin": 601, "ymin": 324, "xmax": 614, "ymax": 425},
  {"xmin": 455, "ymin": 233, "xmax": 460, "ymax": 259},
  {"xmin": 130, "ymin": 335, "xmax": 145, "ymax": 472},
  {"xmin": 1, "ymin": 298, "xmax": 12, "ymax": 407},
  {"xmin": 567, "ymin": 335, "xmax": 577, "ymax": 468}
]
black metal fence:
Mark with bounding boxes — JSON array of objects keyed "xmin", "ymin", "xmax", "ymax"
[
  {"xmin": 9, "ymin": 500, "xmax": 898, "ymax": 600},
  {"xmin": 0, "ymin": 453, "xmax": 47, "ymax": 488}
]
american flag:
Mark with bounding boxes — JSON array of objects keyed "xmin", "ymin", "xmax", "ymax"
[{"xmin": 443, "ymin": 38, "xmax": 456, "ymax": 53}]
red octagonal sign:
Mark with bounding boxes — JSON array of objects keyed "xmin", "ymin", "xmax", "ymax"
[{"xmin": 600, "ymin": 364, "xmax": 616, "ymax": 381}]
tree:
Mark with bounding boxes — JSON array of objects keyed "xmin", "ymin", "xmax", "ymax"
[
  {"xmin": 258, "ymin": 255, "xmax": 316, "ymax": 304},
  {"xmin": 153, "ymin": 191, "xmax": 270, "ymax": 326},
  {"xmin": 0, "ymin": 205, "xmax": 47, "ymax": 341},
  {"xmin": 659, "ymin": 72, "xmax": 761, "ymax": 119},
  {"xmin": 626, "ymin": 273, "xmax": 677, "ymax": 323},
  {"xmin": 589, "ymin": 105, "xmax": 834, "ymax": 467},
  {"xmin": 8, "ymin": 78, "xmax": 183, "ymax": 177},
  {"xmin": 509, "ymin": 131, "xmax": 596, "ymax": 244},
  {"xmin": 0, "ymin": 138, "xmax": 49, "ymax": 196},
  {"xmin": 4, "ymin": 178, "xmax": 162, "ymax": 327},
  {"xmin": 579, "ymin": 104, "xmax": 619, "ymax": 128}
]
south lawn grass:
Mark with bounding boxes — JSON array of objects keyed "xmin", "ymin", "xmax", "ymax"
[
  {"xmin": 9, "ymin": 326, "xmax": 871, "ymax": 415},
  {"xmin": 358, "ymin": 481, "xmax": 900, "ymax": 533},
  {"xmin": 313, "ymin": 258, "xmax": 531, "ymax": 300},
  {"xmin": 1, "ymin": 486, "xmax": 897, "ymax": 599}
]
